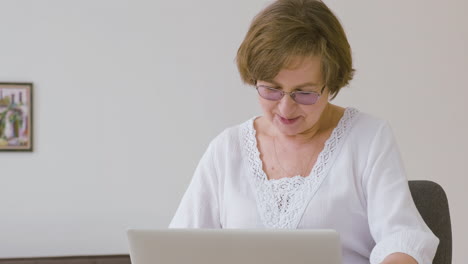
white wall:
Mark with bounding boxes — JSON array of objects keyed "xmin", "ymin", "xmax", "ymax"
[{"xmin": 0, "ymin": 0, "xmax": 466, "ymax": 263}]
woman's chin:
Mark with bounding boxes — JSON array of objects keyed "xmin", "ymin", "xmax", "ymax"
[{"xmin": 273, "ymin": 119, "xmax": 302, "ymax": 136}]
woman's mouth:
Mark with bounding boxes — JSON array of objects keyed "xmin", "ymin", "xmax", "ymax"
[{"xmin": 278, "ymin": 115, "xmax": 300, "ymax": 125}]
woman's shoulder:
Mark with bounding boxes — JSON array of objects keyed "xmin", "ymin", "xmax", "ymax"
[
  {"xmin": 351, "ymin": 108, "xmax": 389, "ymax": 133},
  {"xmin": 207, "ymin": 116, "xmax": 257, "ymax": 151},
  {"xmin": 345, "ymin": 108, "xmax": 395, "ymax": 146}
]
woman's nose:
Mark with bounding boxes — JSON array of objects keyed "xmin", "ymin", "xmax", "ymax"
[{"xmin": 277, "ymin": 93, "xmax": 297, "ymax": 115}]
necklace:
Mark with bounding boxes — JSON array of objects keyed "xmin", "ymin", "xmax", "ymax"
[{"xmin": 272, "ymin": 136, "xmax": 318, "ymax": 178}]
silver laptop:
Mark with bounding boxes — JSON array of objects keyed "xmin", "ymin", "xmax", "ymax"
[{"xmin": 127, "ymin": 229, "xmax": 342, "ymax": 264}]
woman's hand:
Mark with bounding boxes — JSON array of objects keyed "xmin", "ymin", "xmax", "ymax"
[{"xmin": 381, "ymin": 253, "xmax": 418, "ymax": 264}]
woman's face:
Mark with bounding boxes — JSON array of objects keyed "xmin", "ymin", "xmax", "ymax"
[{"xmin": 256, "ymin": 55, "xmax": 329, "ymax": 137}]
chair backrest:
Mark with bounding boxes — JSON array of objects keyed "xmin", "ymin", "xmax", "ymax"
[{"xmin": 408, "ymin": 180, "xmax": 452, "ymax": 264}]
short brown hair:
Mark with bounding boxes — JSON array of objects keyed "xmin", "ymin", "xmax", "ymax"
[{"xmin": 236, "ymin": 0, "xmax": 354, "ymax": 99}]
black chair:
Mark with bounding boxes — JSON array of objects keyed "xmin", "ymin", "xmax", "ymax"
[{"xmin": 409, "ymin": 180, "xmax": 452, "ymax": 264}]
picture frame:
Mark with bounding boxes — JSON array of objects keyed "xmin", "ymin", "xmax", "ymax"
[{"xmin": 0, "ymin": 82, "xmax": 33, "ymax": 151}]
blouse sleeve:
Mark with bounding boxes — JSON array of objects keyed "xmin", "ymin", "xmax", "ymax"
[
  {"xmin": 363, "ymin": 121, "xmax": 439, "ymax": 264},
  {"xmin": 169, "ymin": 140, "xmax": 222, "ymax": 228}
]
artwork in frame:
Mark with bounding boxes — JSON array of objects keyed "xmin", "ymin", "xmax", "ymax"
[{"xmin": 0, "ymin": 83, "xmax": 33, "ymax": 151}]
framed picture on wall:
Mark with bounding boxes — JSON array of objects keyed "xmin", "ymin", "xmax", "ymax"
[{"xmin": 0, "ymin": 83, "xmax": 33, "ymax": 151}]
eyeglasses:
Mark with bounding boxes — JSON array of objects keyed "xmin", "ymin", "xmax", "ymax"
[{"xmin": 255, "ymin": 84, "xmax": 325, "ymax": 105}]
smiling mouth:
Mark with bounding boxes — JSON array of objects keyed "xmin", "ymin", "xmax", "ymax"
[{"xmin": 278, "ymin": 115, "xmax": 300, "ymax": 125}]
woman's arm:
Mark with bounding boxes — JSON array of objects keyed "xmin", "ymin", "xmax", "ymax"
[
  {"xmin": 169, "ymin": 140, "xmax": 222, "ymax": 228},
  {"xmin": 363, "ymin": 121, "xmax": 439, "ymax": 264}
]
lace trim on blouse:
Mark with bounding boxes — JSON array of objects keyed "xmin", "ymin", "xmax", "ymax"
[{"xmin": 241, "ymin": 107, "xmax": 359, "ymax": 228}]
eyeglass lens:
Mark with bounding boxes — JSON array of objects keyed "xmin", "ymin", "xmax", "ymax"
[{"xmin": 257, "ymin": 86, "xmax": 320, "ymax": 105}]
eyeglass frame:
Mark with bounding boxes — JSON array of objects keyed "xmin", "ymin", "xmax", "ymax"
[{"xmin": 255, "ymin": 83, "xmax": 327, "ymax": 105}]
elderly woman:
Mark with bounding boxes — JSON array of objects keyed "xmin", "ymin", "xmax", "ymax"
[{"xmin": 169, "ymin": 0, "xmax": 439, "ymax": 263}]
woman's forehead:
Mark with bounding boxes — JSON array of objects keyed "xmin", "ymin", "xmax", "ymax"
[{"xmin": 269, "ymin": 56, "xmax": 323, "ymax": 85}]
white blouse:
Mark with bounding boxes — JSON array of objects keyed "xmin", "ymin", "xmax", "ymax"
[{"xmin": 169, "ymin": 108, "xmax": 439, "ymax": 264}]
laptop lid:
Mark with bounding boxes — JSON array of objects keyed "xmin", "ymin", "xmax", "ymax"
[{"xmin": 127, "ymin": 229, "xmax": 342, "ymax": 264}]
